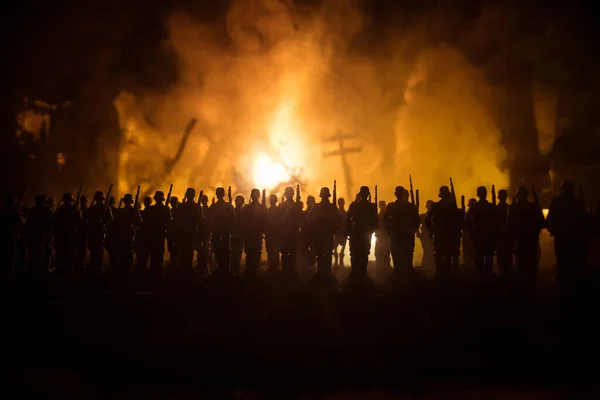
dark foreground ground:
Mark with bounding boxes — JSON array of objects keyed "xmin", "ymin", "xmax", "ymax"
[{"xmin": 4, "ymin": 262, "xmax": 600, "ymax": 398}]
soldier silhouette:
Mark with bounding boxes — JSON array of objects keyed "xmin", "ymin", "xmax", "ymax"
[
  {"xmin": 25, "ymin": 194, "xmax": 52, "ymax": 277},
  {"xmin": 508, "ymin": 186, "xmax": 545, "ymax": 285},
  {"xmin": 74, "ymin": 195, "xmax": 89, "ymax": 271},
  {"xmin": 425, "ymin": 186, "xmax": 460, "ymax": 278},
  {"xmin": 113, "ymin": 193, "xmax": 137, "ymax": 272},
  {"xmin": 546, "ymin": 180, "xmax": 591, "ymax": 289},
  {"xmin": 306, "ymin": 187, "xmax": 340, "ymax": 278},
  {"xmin": 167, "ymin": 196, "xmax": 180, "ymax": 268},
  {"xmin": 106, "ymin": 196, "xmax": 118, "ymax": 270},
  {"xmin": 384, "ymin": 186, "xmax": 420, "ymax": 274},
  {"xmin": 196, "ymin": 194, "xmax": 211, "ymax": 275},
  {"xmin": 86, "ymin": 191, "xmax": 113, "ymax": 275},
  {"xmin": 209, "ymin": 187, "xmax": 235, "ymax": 275},
  {"xmin": 461, "ymin": 198, "xmax": 477, "ymax": 268},
  {"xmin": 346, "ymin": 186, "xmax": 378, "ymax": 279},
  {"xmin": 334, "ymin": 198, "xmax": 347, "ymax": 268},
  {"xmin": 231, "ymin": 194, "xmax": 245, "ymax": 275},
  {"xmin": 54, "ymin": 192, "xmax": 81, "ymax": 275},
  {"xmin": 375, "ymin": 200, "xmax": 391, "ymax": 278},
  {"xmin": 417, "ymin": 200, "xmax": 435, "ymax": 270},
  {"xmin": 277, "ymin": 187, "xmax": 303, "ymax": 278},
  {"xmin": 265, "ymin": 194, "xmax": 280, "ymax": 274},
  {"xmin": 241, "ymin": 189, "xmax": 268, "ymax": 278},
  {"xmin": 496, "ymin": 189, "xmax": 512, "ymax": 276},
  {"xmin": 135, "ymin": 197, "xmax": 153, "ymax": 272},
  {"xmin": 466, "ymin": 186, "xmax": 497, "ymax": 277},
  {"xmin": 143, "ymin": 191, "xmax": 171, "ymax": 278},
  {"xmin": 1, "ymin": 194, "xmax": 23, "ymax": 280},
  {"xmin": 299, "ymin": 195, "xmax": 317, "ymax": 273},
  {"xmin": 177, "ymin": 189, "xmax": 203, "ymax": 272}
]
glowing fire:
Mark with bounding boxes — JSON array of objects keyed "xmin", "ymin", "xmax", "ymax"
[
  {"xmin": 543, "ymin": 208, "xmax": 549, "ymax": 219},
  {"xmin": 252, "ymin": 152, "xmax": 290, "ymax": 189}
]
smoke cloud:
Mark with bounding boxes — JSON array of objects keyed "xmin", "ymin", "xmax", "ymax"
[{"xmin": 115, "ymin": 0, "xmax": 509, "ymax": 202}]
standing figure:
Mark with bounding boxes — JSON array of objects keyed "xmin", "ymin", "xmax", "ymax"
[
  {"xmin": 86, "ymin": 191, "xmax": 113, "ymax": 275},
  {"xmin": 299, "ymin": 195, "xmax": 317, "ymax": 273},
  {"xmin": 178, "ymin": 189, "xmax": 203, "ymax": 271},
  {"xmin": 508, "ymin": 186, "xmax": 545, "ymax": 285},
  {"xmin": 1, "ymin": 194, "xmax": 23, "ymax": 280},
  {"xmin": 74, "ymin": 196, "xmax": 89, "ymax": 271},
  {"xmin": 384, "ymin": 186, "xmax": 420, "ymax": 274},
  {"xmin": 277, "ymin": 187, "xmax": 303, "ymax": 278},
  {"xmin": 143, "ymin": 191, "xmax": 171, "ymax": 277},
  {"xmin": 26, "ymin": 195, "xmax": 53, "ymax": 277},
  {"xmin": 375, "ymin": 200, "xmax": 391, "ymax": 277},
  {"xmin": 306, "ymin": 187, "xmax": 339, "ymax": 278},
  {"xmin": 135, "ymin": 197, "xmax": 153, "ymax": 271},
  {"xmin": 54, "ymin": 193, "xmax": 81, "ymax": 275},
  {"xmin": 196, "ymin": 194, "xmax": 211, "ymax": 275},
  {"xmin": 417, "ymin": 200, "xmax": 435, "ymax": 270},
  {"xmin": 231, "ymin": 194, "xmax": 245, "ymax": 275},
  {"xmin": 465, "ymin": 186, "xmax": 497, "ymax": 277},
  {"xmin": 106, "ymin": 196, "xmax": 119, "ymax": 270},
  {"xmin": 334, "ymin": 198, "xmax": 347, "ymax": 268},
  {"xmin": 495, "ymin": 189, "xmax": 512, "ymax": 276},
  {"xmin": 167, "ymin": 196, "xmax": 180, "ymax": 268},
  {"xmin": 265, "ymin": 194, "xmax": 280, "ymax": 273},
  {"xmin": 425, "ymin": 186, "xmax": 461, "ymax": 278},
  {"xmin": 241, "ymin": 189, "xmax": 268, "ymax": 278},
  {"xmin": 546, "ymin": 181, "xmax": 591, "ymax": 289},
  {"xmin": 346, "ymin": 186, "xmax": 378, "ymax": 279},
  {"xmin": 209, "ymin": 187, "xmax": 235, "ymax": 274},
  {"xmin": 461, "ymin": 198, "xmax": 477, "ymax": 268},
  {"xmin": 113, "ymin": 193, "xmax": 137, "ymax": 272}
]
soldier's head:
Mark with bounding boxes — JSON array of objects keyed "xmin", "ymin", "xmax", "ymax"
[
  {"xmin": 235, "ymin": 194, "xmax": 245, "ymax": 208},
  {"xmin": 143, "ymin": 196, "xmax": 153, "ymax": 208},
  {"xmin": 438, "ymin": 186, "xmax": 451, "ymax": 199},
  {"xmin": 93, "ymin": 191, "xmax": 105, "ymax": 203},
  {"xmin": 468, "ymin": 198, "xmax": 477, "ymax": 207},
  {"xmin": 358, "ymin": 186, "xmax": 370, "ymax": 200},
  {"xmin": 476, "ymin": 186, "xmax": 487, "ymax": 200},
  {"xmin": 62, "ymin": 192, "xmax": 74, "ymax": 205},
  {"xmin": 34, "ymin": 194, "xmax": 47, "ymax": 207},
  {"xmin": 426, "ymin": 200, "xmax": 434, "ymax": 211},
  {"xmin": 284, "ymin": 186, "xmax": 294, "ymax": 201},
  {"xmin": 517, "ymin": 186, "xmax": 529, "ymax": 202},
  {"xmin": 319, "ymin": 187, "xmax": 331, "ymax": 201},
  {"xmin": 201, "ymin": 194, "xmax": 208, "ymax": 205},
  {"xmin": 170, "ymin": 196, "xmax": 179, "ymax": 208},
  {"xmin": 80, "ymin": 195, "xmax": 88, "ymax": 207},
  {"xmin": 394, "ymin": 186, "xmax": 406, "ymax": 200},
  {"xmin": 46, "ymin": 197, "xmax": 55, "ymax": 208},
  {"xmin": 269, "ymin": 194, "xmax": 278, "ymax": 206},
  {"xmin": 307, "ymin": 195, "xmax": 316, "ymax": 208},
  {"xmin": 154, "ymin": 191, "xmax": 166, "ymax": 204},
  {"xmin": 250, "ymin": 188, "xmax": 260, "ymax": 202},
  {"xmin": 123, "ymin": 193, "xmax": 134, "ymax": 205},
  {"xmin": 498, "ymin": 189, "xmax": 508, "ymax": 202},
  {"xmin": 560, "ymin": 180, "xmax": 575, "ymax": 196},
  {"xmin": 185, "ymin": 188, "xmax": 196, "ymax": 202},
  {"xmin": 216, "ymin": 187, "xmax": 226, "ymax": 200},
  {"xmin": 338, "ymin": 197, "xmax": 345, "ymax": 208},
  {"xmin": 108, "ymin": 196, "xmax": 116, "ymax": 206},
  {"xmin": 378, "ymin": 200, "xmax": 386, "ymax": 211}
]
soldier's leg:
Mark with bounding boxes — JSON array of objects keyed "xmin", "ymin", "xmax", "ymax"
[
  {"xmin": 180, "ymin": 241, "xmax": 194, "ymax": 270},
  {"xmin": 230, "ymin": 243, "xmax": 243, "ymax": 275},
  {"xmin": 267, "ymin": 246, "xmax": 279, "ymax": 271},
  {"xmin": 149, "ymin": 241, "xmax": 165, "ymax": 276},
  {"xmin": 197, "ymin": 242, "xmax": 210, "ymax": 275},
  {"xmin": 89, "ymin": 246, "xmax": 104, "ymax": 275}
]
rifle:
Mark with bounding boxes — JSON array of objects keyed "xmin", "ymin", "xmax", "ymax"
[
  {"xmin": 198, "ymin": 190, "xmax": 203, "ymax": 205},
  {"xmin": 333, "ymin": 180, "xmax": 337, "ymax": 207},
  {"xmin": 166, "ymin": 184, "xmax": 173, "ymax": 206},
  {"xmin": 198, "ymin": 190, "xmax": 205, "ymax": 219},
  {"xmin": 409, "ymin": 174, "xmax": 415, "ymax": 205},
  {"xmin": 449, "ymin": 177, "xmax": 457, "ymax": 206},
  {"xmin": 491, "ymin": 185, "xmax": 497, "ymax": 206},
  {"xmin": 118, "ymin": 197, "xmax": 123, "ymax": 209},
  {"xmin": 228, "ymin": 186, "xmax": 232, "ymax": 204},
  {"xmin": 133, "ymin": 185, "xmax": 141, "ymax": 210},
  {"xmin": 104, "ymin": 184, "xmax": 114, "ymax": 215},
  {"xmin": 416, "ymin": 189, "xmax": 420, "ymax": 213},
  {"xmin": 374, "ymin": 185, "xmax": 378, "ymax": 206},
  {"xmin": 262, "ymin": 189, "xmax": 266, "ymax": 206},
  {"xmin": 75, "ymin": 182, "xmax": 83, "ymax": 210},
  {"xmin": 296, "ymin": 184, "xmax": 301, "ymax": 204},
  {"xmin": 460, "ymin": 195, "xmax": 465, "ymax": 212}
]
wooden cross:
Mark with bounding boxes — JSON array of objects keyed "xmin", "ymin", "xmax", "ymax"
[{"xmin": 322, "ymin": 130, "xmax": 363, "ymax": 201}]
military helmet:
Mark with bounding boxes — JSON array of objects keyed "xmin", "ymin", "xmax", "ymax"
[
  {"xmin": 123, "ymin": 193, "xmax": 134, "ymax": 204},
  {"xmin": 359, "ymin": 186, "xmax": 370, "ymax": 196},
  {"xmin": 154, "ymin": 191, "xmax": 165, "ymax": 201},
  {"xmin": 93, "ymin": 191, "xmax": 105, "ymax": 201},
  {"xmin": 319, "ymin": 187, "xmax": 331, "ymax": 198},
  {"xmin": 62, "ymin": 192, "xmax": 74, "ymax": 203}
]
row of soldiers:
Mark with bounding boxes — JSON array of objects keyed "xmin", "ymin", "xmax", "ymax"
[{"xmin": 0, "ymin": 179, "xmax": 594, "ymax": 285}]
